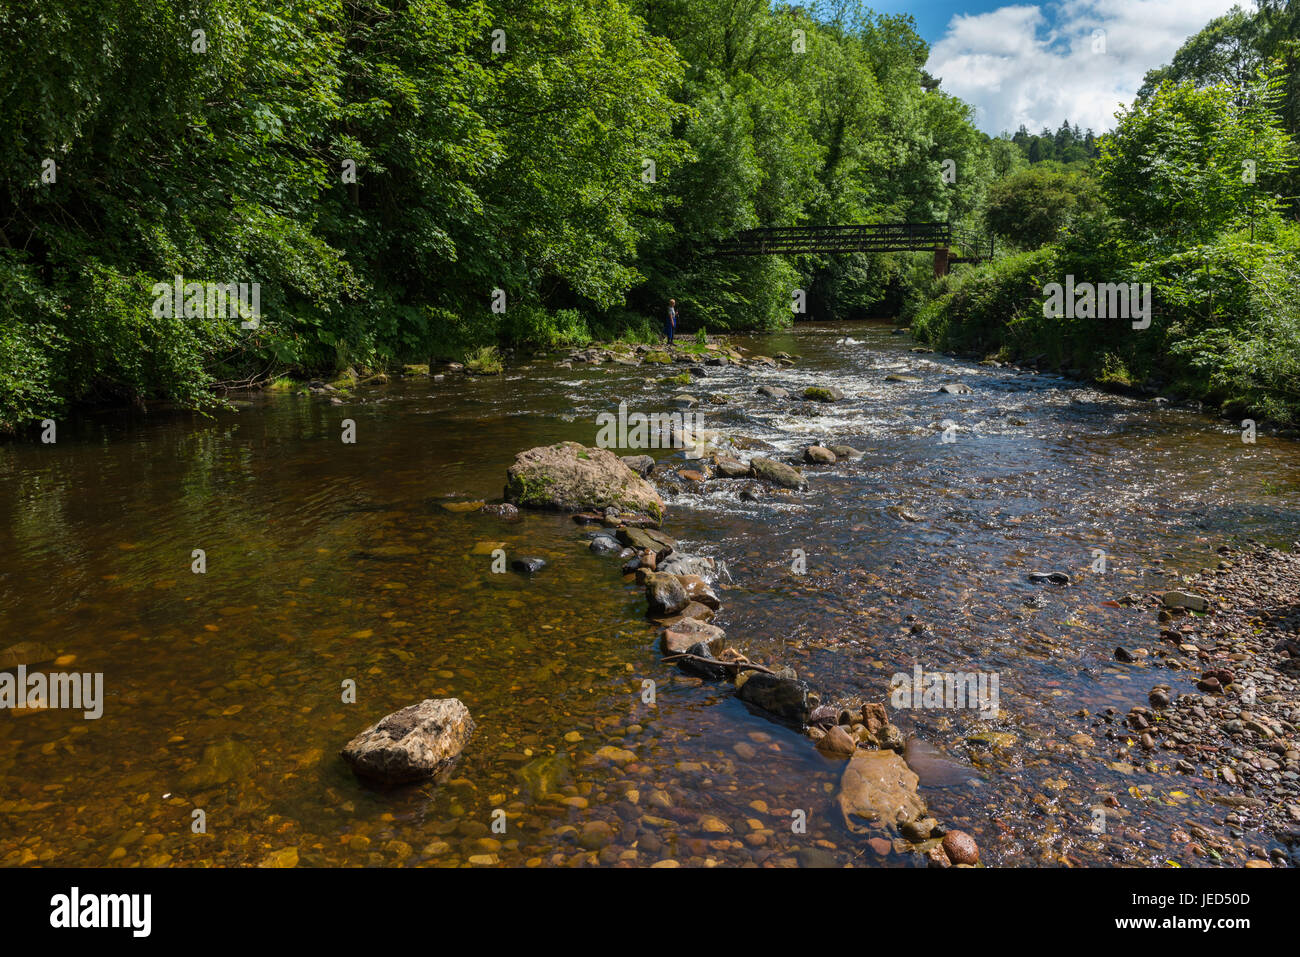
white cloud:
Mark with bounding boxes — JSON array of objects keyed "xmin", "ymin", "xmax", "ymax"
[{"xmin": 926, "ymin": 0, "xmax": 1245, "ymax": 135}]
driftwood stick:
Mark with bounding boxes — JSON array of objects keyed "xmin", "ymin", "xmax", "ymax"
[{"xmin": 660, "ymin": 653, "xmax": 777, "ymax": 676}]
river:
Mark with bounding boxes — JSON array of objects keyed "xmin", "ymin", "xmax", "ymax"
[{"xmin": 2, "ymin": 321, "xmax": 1297, "ymax": 867}]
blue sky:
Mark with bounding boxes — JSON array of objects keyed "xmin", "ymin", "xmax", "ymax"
[{"xmin": 868, "ymin": 1, "xmax": 1244, "ymax": 135}]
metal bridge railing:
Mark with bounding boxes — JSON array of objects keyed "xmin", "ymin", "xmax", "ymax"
[{"xmin": 712, "ymin": 222, "xmax": 994, "ymax": 261}]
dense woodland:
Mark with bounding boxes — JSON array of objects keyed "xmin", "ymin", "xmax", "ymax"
[{"xmin": 1, "ymin": 0, "xmax": 1298, "ymax": 430}]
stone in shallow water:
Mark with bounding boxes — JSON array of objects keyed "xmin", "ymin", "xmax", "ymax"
[
  {"xmin": 616, "ymin": 526, "xmax": 676, "ymax": 560},
  {"xmin": 838, "ymin": 749, "xmax": 927, "ymax": 833},
  {"xmin": 620, "ymin": 454, "xmax": 655, "ymax": 478},
  {"xmin": 749, "ymin": 456, "xmax": 807, "ymax": 490},
  {"xmin": 341, "ymin": 698, "xmax": 475, "ymax": 784},
  {"xmin": 180, "ymin": 740, "xmax": 256, "ymax": 790},
  {"xmin": 903, "ymin": 737, "xmax": 977, "ymax": 787},
  {"xmin": 941, "ymin": 830, "xmax": 980, "ymax": 865},
  {"xmin": 661, "ymin": 619, "xmax": 726, "ymax": 656},
  {"xmin": 511, "ymin": 556, "xmax": 546, "ymax": 574},
  {"xmin": 480, "ymin": 503, "xmax": 520, "ymax": 522},
  {"xmin": 676, "ymin": 574, "xmax": 720, "ymax": 610},
  {"xmin": 736, "ymin": 672, "xmax": 812, "ymax": 726},
  {"xmin": 0, "ymin": 641, "xmax": 56, "ymax": 670},
  {"xmin": 505, "ymin": 441, "xmax": 663, "ymax": 523},
  {"xmin": 1162, "ymin": 590, "xmax": 1208, "ymax": 612},
  {"xmin": 643, "ymin": 572, "xmax": 688, "ymax": 617}
]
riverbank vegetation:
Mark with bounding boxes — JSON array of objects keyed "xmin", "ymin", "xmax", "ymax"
[
  {"xmin": 915, "ymin": 1, "xmax": 1300, "ymax": 426},
  {"xmin": 0, "ymin": 0, "xmax": 1001, "ymax": 431},
  {"xmin": 3, "ymin": 0, "xmax": 1299, "ymax": 430}
]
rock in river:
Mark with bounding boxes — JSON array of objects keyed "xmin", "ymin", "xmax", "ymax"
[
  {"xmin": 816, "ymin": 724, "xmax": 858, "ymax": 757},
  {"xmin": 838, "ymin": 749, "xmax": 927, "ymax": 833},
  {"xmin": 616, "ymin": 526, "xmax": 676, "ymax": 561},
  {"xmin": 802, "ymin": 386, "xmax": 843, "ymax": 402},
  {"xmin": 714, "ymin": 456, "xmax": 750, "ymax": 479},
  {"xmin": 643, "ymin": 571, "xmax": 689, "ymax": 618},
  {"xmin": 480, "ymin": 503, "xmax": 520, "ymax": 522},
  {"xmin": 341, "ymin": 698, "xmax": 475, "ymax": 784},
  {"xmin": 941, "ymin": 830, "xmax": 980, "ymax": 865},
  {"xmin": 675, "ymin": 574, "xmax": 721, "ymax": 609},
  {"xmin": 804, "ymin": 445, "xmax": 836, "ymax": 464},
  {"xmin": 1162, "ymin": 590, "xmax": 1209, "ymax": 612},
  {"xmin": 749, "ymin": 456, "xmax": 808, "ymax": 490},
  {"xmin": 661, "ymin": 619, "xmax": 726, "ymax": 656},
  {"xmin": 736, "ymin": 672, "xmax": 812, "ymax": 726},
  {"xmin": 505, "ymin": 441, "xmax": 663, "ymax": 523},
  {"xmin": 620, "ymin": 454, "xmax": 656, "ymax": 478},
  {"xmin": 903, "ymin": 737, "xmax": 977, "ymax": 787}
]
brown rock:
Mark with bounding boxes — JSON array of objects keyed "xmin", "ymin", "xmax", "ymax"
[
  {"xmin": 941, "ymin": 830, "xmax": 979, "ymax": 865},
  {"xmin": 505, "ymin": 441, "xmax": 664, "ymax": 523},
  {"xmin": 676, "ymin": 574, "xmax": 721, "ymax": 610},
  {"xmin": 660, "ymin": 619, "xmax": 726, "ymax": 656},
  {"xmin": 643, "ymin": 572, "xmax": 689, "ymax": 617},
  {"xmin": 816, "ymin": 724, "xmax": 858, "ymax": 757},
  {"xmin": 838, "ymin": 749, "xmax": 927, "ymax": 832},
  {"xmin": 340, "ymin": 698, "xmax": 475, "ymax": 784}
]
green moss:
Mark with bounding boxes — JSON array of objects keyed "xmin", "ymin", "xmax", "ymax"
[
  {"xmin": 505, "ymin": 472, "xmax": 554, "ymax": 505},
  {"xmin": 644, "ymin": 352, "xmax": 672, "ymax": 364}
]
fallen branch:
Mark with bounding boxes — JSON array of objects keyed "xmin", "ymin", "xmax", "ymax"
[{"xmin": 660, "ymin": 653, "xmax": 777, "ymax": 676}]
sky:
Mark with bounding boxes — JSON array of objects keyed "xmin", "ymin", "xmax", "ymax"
[{"xmin": 869, "ymin": 0, "xmax": 1246, "ymax": 135}]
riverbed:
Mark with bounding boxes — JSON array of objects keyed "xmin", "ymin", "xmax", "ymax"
[{"xmin": 2, "ymin": 321, "xmax": 1297, "ymax": 867}]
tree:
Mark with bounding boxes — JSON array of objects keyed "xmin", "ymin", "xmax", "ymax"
[
  {"xmin": 983, "ymin": 165, "xmax": 1100, "ymax": 248},
  {"xmin": 1099, "ymin": 75, "xmax": 1296, "ymax": 246}
]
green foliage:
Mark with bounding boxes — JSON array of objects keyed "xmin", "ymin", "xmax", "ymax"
[
  {"xmin": 912, "ymin": 248, "xmax": 1054, "ymax": 354},
  {"xmin": 0, "ymin": 0, "xmax": 1072, "ymax": 429},
  {"xmin": 464, "ymin": 344, "xmax": 503, "ymax": 375},
  {"xmin": 1098, "ymin": 75, "xmax": 1296, "ymax": 248},
  {"xmin": 1008, "ymin": 120, "xmax": 1101, "ymax": 166},
  {"xmin": 984, "ymin": 165, "xmax": 1102, "ymax": 249}
]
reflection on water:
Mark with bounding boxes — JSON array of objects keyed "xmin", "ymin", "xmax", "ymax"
[{"xmin": 1, "ymin": 322, "xmax": 1298, "ymax": 867}]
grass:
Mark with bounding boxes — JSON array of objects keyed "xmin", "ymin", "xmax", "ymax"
[{"xmin": 465, "ymin": 345, "xmax": 504, "ymax": 375}]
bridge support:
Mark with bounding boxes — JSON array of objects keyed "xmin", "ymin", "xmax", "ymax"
[{"xmin": 933, "ymin": 246, "xmax": 950, "ymax": 277}]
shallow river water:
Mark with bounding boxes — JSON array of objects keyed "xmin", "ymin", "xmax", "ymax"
[{"xmin": 2, "ymin": 321, "xmax": 1298, "ymax": 867}]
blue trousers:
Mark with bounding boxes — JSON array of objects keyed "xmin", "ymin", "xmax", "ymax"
[{"xmin": 664, "ymin": 319, "xmax": 675, "ymax": 343}]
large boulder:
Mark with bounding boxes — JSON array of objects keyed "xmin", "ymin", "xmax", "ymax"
[
  {"xmin": 838, "ymin": 749, "xmax": 927, "ymax": 833},
  {"xmin": 749, "ymin": 456, "xmax": 807, "ymax": 489},
  {"xmin": 341, "ymin": 698, "xmax": 475, "ymax": 784},
  {"xmin": 505, "ymin": 442, "xmax": 664, "ymax": 523}
]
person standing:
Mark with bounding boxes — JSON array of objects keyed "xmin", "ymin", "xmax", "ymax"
[{"xmin": 665, "ymin": 298, "xmax": 677, "ymax": 345}]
